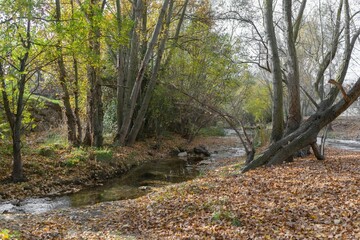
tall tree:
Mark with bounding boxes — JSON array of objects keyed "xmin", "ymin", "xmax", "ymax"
[
  {"xmin": 0, "ymin": 0, "xmax": 51, "ymax": 181},
  {"xmin": 282, "ymin": 0, "xmax": 304, "ymax": 137},
  {"xmin": 243, "ymin": 0, "xmax": 360, "ymax": 172},
  {"xmin": 55, "ymin": 0, "xmax": 79, "ymax": 146},
  {"xmin": 264, "ymin": 0, "xmax": 284, "ymax": 142},
  {"xmin": 117, "ymin": 0, "xmax": 171, "ymax": 146},
  {"xmin": 75, "ymin": 0, "xmax": 106, "ymax": 147}
]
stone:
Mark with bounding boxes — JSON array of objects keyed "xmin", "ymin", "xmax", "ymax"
[{"xmin": 178, "ymin": 152, "xmax": 188, "ymax": 157}]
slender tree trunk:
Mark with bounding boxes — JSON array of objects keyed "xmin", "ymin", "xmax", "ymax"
[
  {"xmin": 83, "ymin": 0, "xmax": 104, "ymax": 147},
  {"xmin": 264, "ymin": 0, "xmax": 284, "ymax": 142},
  {"xmin": 113, "ymin": 0, "xmax": 126, "ymax": 144},
  {"xmin": 55, "ymin": 0, "xmax": 78, "ymax": 146},
  {"xmin": 0, "ymin": 62, "xmax": 24, "ymax": 182},
  {"xmin": 283, "ymin": 0, "xmax": 301, "ymax": 136},
  {"xmin": 116, "ymin": 0, "xmax": 142, "ymax": 145},
  {"xmin": 11, "ymin": 58, "xmax": 28, "ymax": 182},
  {"xmin": 119, "ymin": 0, "xmax": 171, "ymax": 145},
  {"xmin": 127, "ymin": 0, "xmax": 174, "ymax": 145},
  {"xmin": 73, "ymin": 57, "xmax": 82, "ymax": 144}
]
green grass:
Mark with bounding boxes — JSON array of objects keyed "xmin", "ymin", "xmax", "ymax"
[
  {"xmin": 94, "ymin": 148, "xmax": 113, "ymax": 162},
  {"xmin": 63, "ymin": 148, "xmax": 89, "ymax": 167}
]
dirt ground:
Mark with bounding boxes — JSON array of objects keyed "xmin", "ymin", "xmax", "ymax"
[{"xmin": 329, "ymin": 116, "xmax": 360, "ymax": 140}]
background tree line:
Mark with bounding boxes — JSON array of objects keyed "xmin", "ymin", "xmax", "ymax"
[{"xmin": 1, "ymin": 0, "xmax": 360, "ymax": 181}]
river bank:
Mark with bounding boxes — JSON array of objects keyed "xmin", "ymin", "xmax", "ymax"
[
  {"xmin": 1, "ymin": 147, "xmax": 359, "ymax": 239},
  {"xmin": 0, "ymin": 133, "xmax": 241, "ymax": 202}
]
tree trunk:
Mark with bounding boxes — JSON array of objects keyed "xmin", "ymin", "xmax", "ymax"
[
  {"xmin": 73, "ymin": 57, "xmax": 82, "ymax": 144},
  {"xmin": 242, "ymin": 77, "xmax": 360, "ymax": 173},
  {"xmin": 115, "ymin": 0, "xmax": 142, "ymax": 145},
  {"xmin": 12, "ymin": 122, "xmax": 23, "ymax": 182},
  {"xmin": 264, "ymin": 0, "xmax": 284, "ymax": 142},
  {"xmin": 83, "ymin": 0, "xmax": 104, "ymax": 147},
  {"xmin": 127, "ymin": 0, "xmax": 175, "ymax": 145},
  {"xmin": 55, "ymin": 0, "xmax": 78, "ymax": 146},
  {"xmin": 1, "ymin": 62, "xmax": 24, "ymax": 182},
  {"xmin": 119, "ymin": 0, "xmax": 171, "ymax": 145},
  {"xmin": 283, "ymin": 0, "xmax": 302, "ymax": 137}
]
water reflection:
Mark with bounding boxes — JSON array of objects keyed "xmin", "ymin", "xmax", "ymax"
[{"xmin": 68, "ymin": 158, "xmax": 199, "ymax": 207}]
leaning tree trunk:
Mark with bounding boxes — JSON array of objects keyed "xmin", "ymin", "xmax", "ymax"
[
  {"xmin": 119, "ymin": 0, "xmax": 171, "ymax": 145},
  {"xmin": 242, "ymin": 78, "xmax": 360, "ymax": 173},
  {"xmin": 127, "ymin": 0, "xmax": 175, "ymax": 145}
]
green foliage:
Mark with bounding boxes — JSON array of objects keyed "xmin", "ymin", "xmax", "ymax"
[
  {"xmin": 211, "ymin": 210, "xmax": 242, "ymax": 227},
  {"xmin": 103, "ymin": 100, "xmax": 117, "ymax": 135},
  {"xmin": 94, "ymin": 148, "xmax": 113, "ymax": 162},
  {"xmin": 63, "ymin": 148, "xmax": 88, "ymax": 167},
  {"xmin": 0, "ymin": 229, "xmax": 20, "ymax": 239},
  {"xmin": 43, "ymin": 132, "xmax": 68, "ymax": 149},
  {"xmin": 38, "ymin": 146, "xmax": 56, "ymax": 157},
  {"xmin": 243, "ymin": 83, "xmax": 272, "ymax": 123},
  {"xmin": 199, "ymin": 127, "xmax": 225, "ymax": 137}
]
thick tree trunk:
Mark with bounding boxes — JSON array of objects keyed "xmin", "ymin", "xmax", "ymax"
[
  {"xmin": 283, "ymin": 0, "xmax": 302, "ymax": 137},
  {"xmin": 242, "ymin": 77, "xmax": 360, "ymax": 173},
  {"xmin": 264, "ymin": 0, "xmax": 284, "ymax": 142}
]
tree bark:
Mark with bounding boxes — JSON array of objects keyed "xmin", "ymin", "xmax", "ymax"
[
  {"xmin": 115, "ymin": 0, "xmax": 142, "ymax": 145},
  {"xmin": 283, "ymin": 0, "xmax": 302, "ymax": 137},
  {"xmin": 243, "ymin": 76, "xmax": 360, "ymax": 173},
  {"xmin": 119, "ymin": 0, "xmax": 171, "ymax": 145},
  {"xmin": 264, "ymin": 0, "xmax": 284, "ymax": 142},
  {"xmin": 81, "ymin": 0, "xmax": 104, "ymax": 147},
  {"xmin": 127, "ymin": 0, "xmax": 175, "ymax": 145},
  {"xmin": 55, "ymin": 0, "xmax": 78, "ymax": 146}
]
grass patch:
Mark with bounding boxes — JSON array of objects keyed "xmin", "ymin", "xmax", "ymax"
[
  {"xmin": 211, "ymin": 210, "xmax": 242, "ymax": 227},
  {"xmin": 94, "ymin": 148, "xmax": 113, "ymax": 162},
  {"xmin": 62, "ymin": 148, "xmax": 89, "ymax": 167}
]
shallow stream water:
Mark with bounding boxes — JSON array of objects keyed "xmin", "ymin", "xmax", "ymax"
[
  {"xmin": 0, "ymin": 139, "xmax": 245, "ymax": 214},
  {"xmin": 0, "ymin": 134, "xmax": 358, "ymax": 215}
]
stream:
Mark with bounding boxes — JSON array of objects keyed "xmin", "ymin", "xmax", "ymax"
[
  {"xmin": 0, "ymin": 135, "xmax": 359, "ymax": 215},
  {"xmin": 0, "ymin": 141, "xmax": 245, "ymax": 215}
]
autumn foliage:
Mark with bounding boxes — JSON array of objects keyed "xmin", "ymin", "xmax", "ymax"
[{"xmin": 1, "ymin": 148, "xmax": 359, "ymax": 239}]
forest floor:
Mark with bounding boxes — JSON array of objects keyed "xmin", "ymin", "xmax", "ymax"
[
  {"xmin": 1, "ymin": 147, "xmax": 359, "ymax": 239},
  {"xmin": 0, "ymin": 116, "xmax": 359, "ymax": 239}
]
